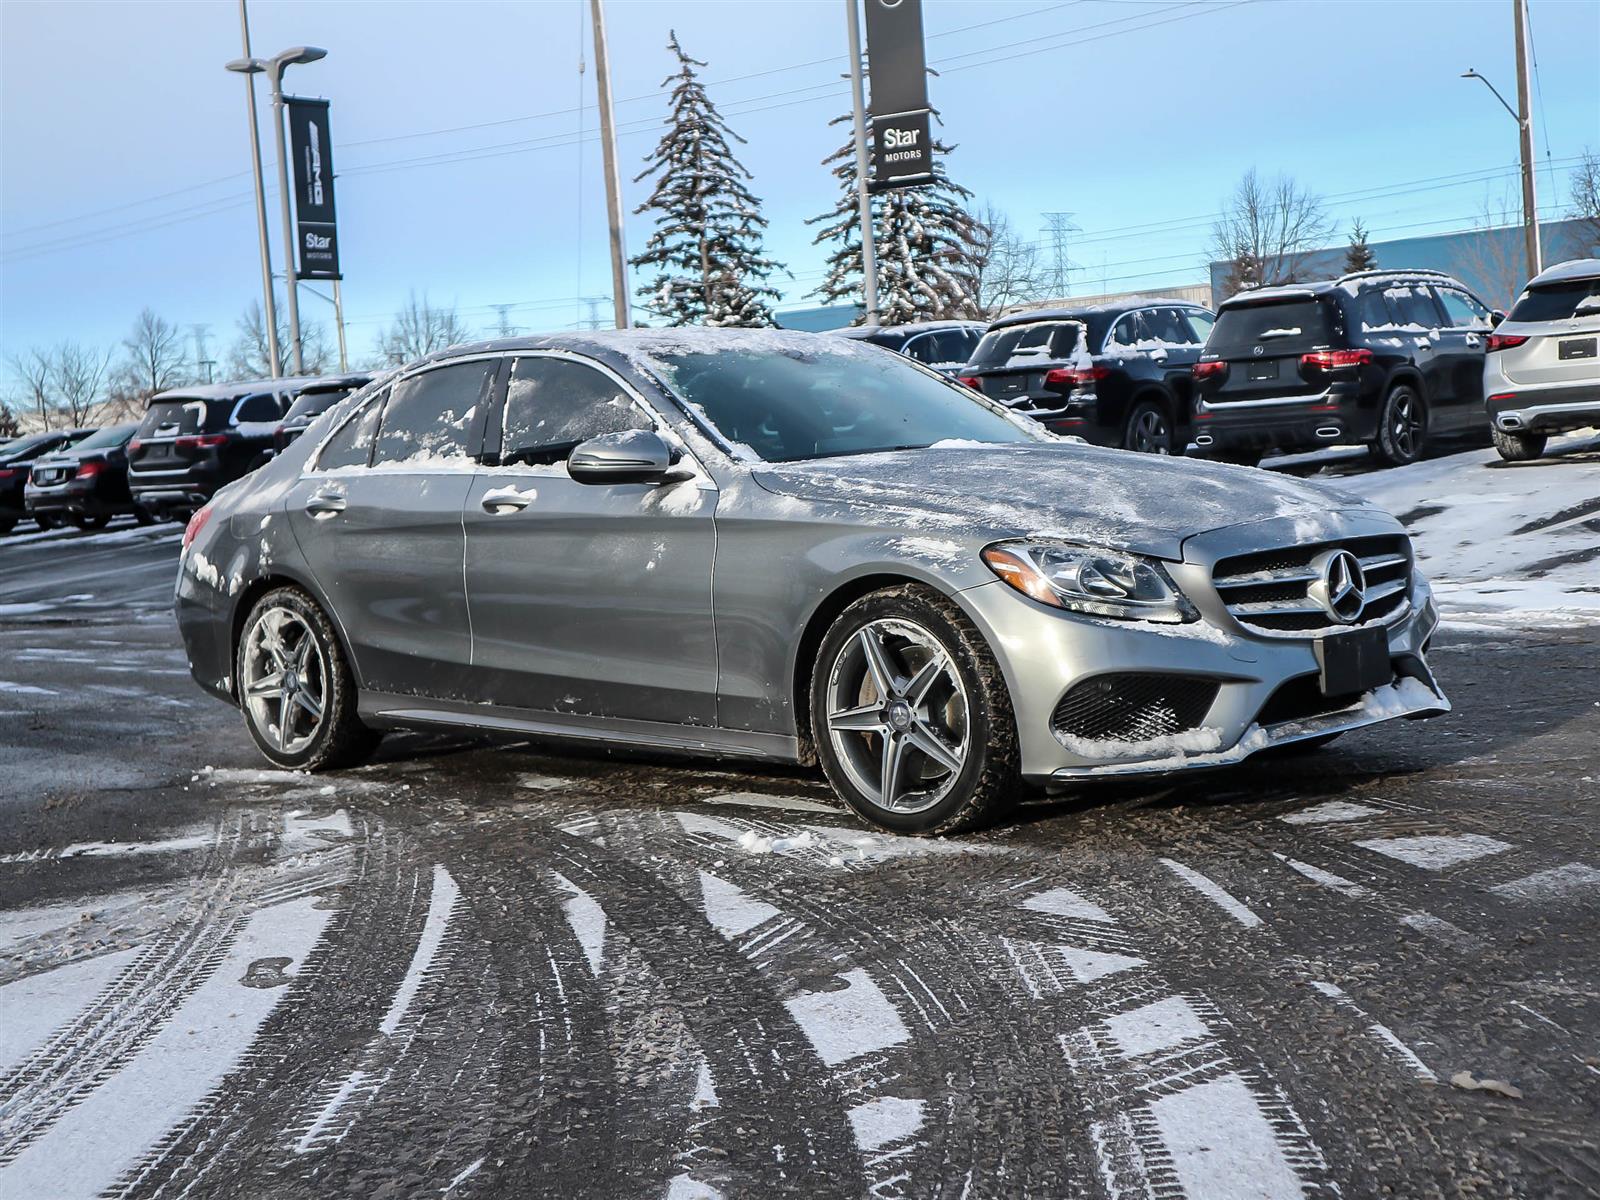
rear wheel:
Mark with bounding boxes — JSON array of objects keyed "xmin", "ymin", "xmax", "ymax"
[
  {"xmin": 811, "ymin": 584, "xmax": 1020, "ymax": 835},
  {"xmin": 133, "ymin": 506, "xmax": 156, "ymax": 526},
  {"xmin": 1491, "ymin": 427, "xmax": 1546, "ymax": 462},
  {"xmin": 35, "ymin": 514, "xmax": 60, "ymax": 531},
  {"xmin": 1123, "ymin": 399, "xmax": 1180, "ymax": 456},
  {"xmin": 236, "ymin": 586, "xmax": 381, "ymax": 771},
  {"xmin": 1372, "ymin": 384, "xmax": 1428, "ymax": 466}
]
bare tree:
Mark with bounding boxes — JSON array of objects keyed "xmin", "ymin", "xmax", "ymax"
[
  {"xmin": 1209, "ymin": 169, "xmax": 1333, "ymax": 291},
  {"xmin": 967, "ymin": 204, "xmax": 1048, "ymax": 316},
  {"xmin": 1571, "ymin": 149, "xmax": 1600, "ymax": 251},
  {"xmin": 9, "ymin": 348, "xmax": 55, "ymax": 428},
  {"xmin": 375, "ymin": 292, "xmax": 473, "ymax": 367},
  {"xmin": 52, "ymin": 343, "xmax": 115, "ymax": 427},
  {"xmin": 107, "ymin": 308, "xmax": 190, "ymax": 420},
  {"xmin": 1455, "ymin": 197, "xmax": 1537, "ymax": 308},
  {"xmin": 229, "ymin": 295, "xmax": 331, "ymax": 378}
]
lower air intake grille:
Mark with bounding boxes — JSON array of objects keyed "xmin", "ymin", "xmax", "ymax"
[{"xmin": 1051, "ymin": 674, "xmax": 1220, "ymax": 745}]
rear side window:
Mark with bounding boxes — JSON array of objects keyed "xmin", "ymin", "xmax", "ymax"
[
  {"xmin": 1206, "ymin": 300, "xmax": 1333, "ymax": 356},
  {"xmin": 1106, "ymin": 312, "xmax": 1148, "ymax": 349},
  {"xmin": 1508, "ymin": 277, "xmax": 1600, "ymax": 323},
  {"xmin": 1382, "ymin": 286, "xmax": 1442, "ymax": 330},
  {"xmin": 317, "ymin": 387, "xmax": 388, "ymax": 470},
  {"xmin": 502, "ymin": 357, "xmax": 651, "ymax": 467},
  {"xmin": 284, "ymin": 388, "xmax": 355, "ymax": 423},
  {"xmin": 371, "ymin": 362, "xmax": 490, "ymax": 467},
  {"xmin": 234, "ymin": 393, "xmax": 281, "ymax": 423}
]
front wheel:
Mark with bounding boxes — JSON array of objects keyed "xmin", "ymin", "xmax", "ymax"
[
  {"xmin": 236, "ymin": 586, "xmax": 382, "ymax": 771},
  {"xmin": 1371, "ymin": 385, "xmax": 1428, "ymax": 466},
  {"xmin": 1124, "ymin": 399, "xmax": 1181, "ymax": 456},
  {"xmin": 811, "ymin": 584, "xmax": 1020, "ymax": 835},
  {"xmin": 35, "ymin": 514, "xmax": 60, "ymax": 531},
  {"xmin": 1491, "ymin": 427, "xmax": 1546, "ymax": 462}
]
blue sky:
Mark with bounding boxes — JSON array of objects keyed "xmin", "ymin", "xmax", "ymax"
[{"xmin": 3, "ymin": 0, "xmax": 1598, "ymax": 365}]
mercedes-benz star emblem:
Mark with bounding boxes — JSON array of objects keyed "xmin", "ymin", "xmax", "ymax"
[
  {"xmin": 1309, "ymin": 549, "xmax": 1367, "ymax": 623},
  {"xmin": 1253, "ymin": 345, "xmax": 1265, "ymax": 356}
]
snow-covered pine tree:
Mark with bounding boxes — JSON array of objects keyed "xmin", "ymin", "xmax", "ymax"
[
  {"xmin": 630, "ymin": 32, "xmax": 784, "ymax": 328},
  {"xmin": 1344, "ymin": 218, "xmax": 1378, "ymax": 273},
  {"xmin": 807, "ymin": 111, "xmax": 983, "ymax": 325}
]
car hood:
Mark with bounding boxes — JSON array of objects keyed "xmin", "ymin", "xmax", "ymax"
[{"xmin": 750, "ymin": 443, "xmax": 1367, "ymax": 560}]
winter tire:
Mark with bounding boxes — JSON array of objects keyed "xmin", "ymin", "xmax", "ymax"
[
  {"xmin": 1124, "ymin": 399, "xmax": 1180, "ymax": 456},
  {"xmin": 811, "ymin": 583, "xmax": 1021, "ymax": 835},
  {"xmin": 1491, "ymin": 427, "xmax": 1546, "ymax": 462},
  {"xmin": 236, "ymin": 586, "xmax": 382, "ymax": 771},
  {"xmin": 1372, "ymin": 384, "xmax": 1428, "ymax": 466},
  {"xmin": 133, "ymin": 507, "xmax": 156, "ymax": 526}
]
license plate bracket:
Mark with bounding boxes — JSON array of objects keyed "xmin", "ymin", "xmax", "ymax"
[
  {"xmin": 1247, "ymin": 360, "xmax": 1279, "ymax": 381},
  {"xmin": 1314, "ymin": 625, "xmax": 1391, "ymax": 697},
  {"xmin": 1558, "ymin": 337, "xmax": 1596, "ymax": 361}
]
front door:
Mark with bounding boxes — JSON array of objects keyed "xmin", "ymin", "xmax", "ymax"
[
  {"xmin": 462, "ymin": 353, "xmax": 718, "ymax": 727},
  {"xmin": 1431, "ymin": 286, "xmax": 1495, "ymax": 428},
  {"xmin": 284, "ymin": 360, "xmax": 495, "ymax": 698}
]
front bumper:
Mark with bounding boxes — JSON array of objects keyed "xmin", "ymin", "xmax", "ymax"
[{"xmin": 956, "ymin": 513, "xmax": 1447, "ymax": 785}]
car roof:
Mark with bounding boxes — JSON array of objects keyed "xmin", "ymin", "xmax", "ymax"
[
  {"xmin": 149, "ymin": 371, "xmax": 372, "ymax": 404},
  {"xmin": 1218, "ymin": 269, "xmax": 1471, "ymax": 311},
  {"xmin": 1524, "ymin": 258, "xmax": 1600, "ymax": 288},
  {"xmin": 400, "ymin": 327, "xmax": 877, "ymax": 376},
  {"xmin": 987, "ymin": 298, "xmax": 1209, "ymax": 330},
  {"xmin": 834, "ymin": 320, "xmax": 984, "ymax": 340}
]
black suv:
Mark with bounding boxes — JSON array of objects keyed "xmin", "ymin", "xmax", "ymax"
[
  {"xmin": 128, "ymin": 374, "xmax": 367, "ymax": 519},
  {"xmin": 834, "ymin": 321, "xmax": 986, "ymax": 376},
  {"xmin": 0, "ymin": 428, "xmax": 92, "ymax": 533},
  {"xmin": 272, "ymin": 372, "xmax": 378, "ymax": 454},
  {"xmin": 958, "ymin": 300, "xmax": 1215, "ymax": 454},
  {"xmin": 1191, "ymin": 269, "xmax": 1500, "ymax": 467},
  {"xmin": 24, "ymin": 422, "xmax": 149, "ymax": 529}
]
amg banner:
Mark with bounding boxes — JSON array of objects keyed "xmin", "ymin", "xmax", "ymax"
[
  {"xmin": 286, "ymin": 97, "xmax": 341, "ymax": 280},
  {"xmin": 862, "ymin": 0, "xmax": 933, "ymax": 191}
]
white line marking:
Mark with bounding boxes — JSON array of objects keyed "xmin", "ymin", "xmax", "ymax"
[
  {"xmin": 1273, "ymin": 852, "xmax": 1372, "ymax": 898},
  {"xmin": 0, "ymin": 949, "xmax": 140, "ymax": 1075},
  {"xmin": 441, "ymin": 1155, "xmax": 485, "ymax": 1194},
  {"xmin": 1491, "ymin": 862, "xmax": 1600, "ymax": 902},
  {"xmin": 784, "ymin": 968, "xmax": 910, "ymax": 1068},
  {"xmin": 1103, "ymin": 995, "xmax": 1209, "ymax": 1059},
  {"xmin": 1147, "ymin": 1073, "xmax": 1306, "ymax": 1200},
  {"xmin": 1021, "ymin": 886, "xmax": 1114, "ymax": 923},
  {"xmin": 697, "ymin": 871, "xmax": 779, "ymax": 940},
  {"xmin": 1310, "ymin": 981, "xmax": 1437, "ymax": 1082},
  {"xmin": 1159, "ymin": 859, "xmax": 1263, "ymax": 928},
  {"xmin": 0, "ymin": 897, "xmax": 331, "ymax": 1200},
  {"xmin": 381, "ymin": 864, "xmax": 459, "ymax": 1036},
  {"xmin": 1278, "ymin": 800, "xmax": 1383, "ymax": 825},
  {"xmin": 1354, "ymin": 834, "xmax": 1512, "ymax": 870},
  {"xmin": 847, "ymin": 1096, "xmax": 925, "ymax": 1152}
]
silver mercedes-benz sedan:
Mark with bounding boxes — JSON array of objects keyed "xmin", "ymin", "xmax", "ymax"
[{"xmin": 175, "ymin": 329, "xmax": 1449, "ymax": 834}]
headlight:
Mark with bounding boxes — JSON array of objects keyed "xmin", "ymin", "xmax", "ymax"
[{"xmin": 981, "ymin": 542, "xmax": 1197, "ymax": 623}]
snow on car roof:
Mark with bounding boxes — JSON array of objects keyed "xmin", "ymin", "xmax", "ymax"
[
  {"xmin": 150, "ymin": 371, "xmax": 373, "ymax": 404},
  {"xmin": 832, "ymin": 319, "xmax": 985, "ymax": 339},
  {"xmin": 988, "ymin": 297, "xmax": 1208, "ymax": 329},
  {"xmin": 1525, "ymin": 258, "xmax": 1600, "ymax": 287}
]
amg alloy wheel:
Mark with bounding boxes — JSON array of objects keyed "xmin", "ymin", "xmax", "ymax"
[
  {"xmin": 1124, "ymin": 400, "xmax": 1177, "ymax": 455},
  {"xmin": 236, "ymin": 587, "xmax": 380, "ymax": 771},
  {"xmin": 1373, "ymin": 385, "xmax": 1428, "ymax": 466},
  {"xmin": 812, "ymin": 585, "xmax": 1020, "ymax": 835}
]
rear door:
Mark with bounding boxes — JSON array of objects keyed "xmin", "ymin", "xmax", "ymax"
[
  {"xmin": 1378, "ymin": 284, "xmax": 1455, "ymax": 420},
  {"xmin": 1431, "ymin": 285, "xmax": 1495, "ymax": 420},
  {"xmin": 284, "ymin": 361, "xmax": 494, "ymax": 698},
  {"xmin": 461, "ymin": 353, "xmax": 717, "ymax": 725}
]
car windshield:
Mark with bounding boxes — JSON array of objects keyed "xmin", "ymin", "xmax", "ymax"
[
  {"xmin": 1207, "ymin": 298, "xmax": 1333, "ymax": 356},
  {"xmin": 68, "ymin": 423, "xmax": 136, "ymax": 452},
  {"xmin": 1508, "ymin": 277, "xmax": 1600, "ymax": 323},
  {"xmin": 651, "ymin": 344, "xmax": 1035, "ymax": 463},
  {"xmin": 0, "ymin": 432, "xmax": 59, "ymax": 461}
]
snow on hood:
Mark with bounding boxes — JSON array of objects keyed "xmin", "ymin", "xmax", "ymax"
[{"xmin": 752, "ymin": 443, "xmax": 1365, "ymax": 560}]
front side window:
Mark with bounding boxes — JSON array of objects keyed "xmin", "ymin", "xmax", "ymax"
[
  {"xmin": 502, "ymin": 357, "xmax": 652, "ymax": 467},
  {"xmin": 1434, "ymin": 288, "xmax": 1492, "ymax": 329},
  {"xmin": 371, "ymin": 362, "xmax": 489, "ymax": 467},
  {"xmin": 1182, "ymin": 309, "xmax": 1216, "ymax": 344},
  {"xmin": 650, "ymin": 342, "xmax": 1035, "ymax": 463},
  {"xmin": 1383, "ymin": 286, "xmax": 1442, "ymax": 330},
  {"xmin": 317, "ymin": 387, "xmax": 389, "ymax": 470}
]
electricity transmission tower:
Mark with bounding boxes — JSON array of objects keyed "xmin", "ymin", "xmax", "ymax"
[{"xmin": 1041, "ymin": 212, "xmax": 1080, "ymax": 298}]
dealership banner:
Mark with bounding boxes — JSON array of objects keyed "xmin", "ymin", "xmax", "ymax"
[
  {"xmin": 286, "ymin": 97, "xmax": 341, "ymax": 280},
  {"xmin": 862, "ymin": 0, "xmax": 934, "ymax": 191}
]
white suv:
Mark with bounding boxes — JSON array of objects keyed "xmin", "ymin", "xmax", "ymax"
[{"xmin": 1483, "ymin": 258, "xmax": 1600, "ymax": 461}]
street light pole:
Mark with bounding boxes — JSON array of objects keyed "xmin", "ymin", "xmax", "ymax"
[
  {"xmin": 589, "ymin": 0, "xmax": 631, "ymax": 329},
  {"xmin": 268, "ymin": 64, "xmax": 304, "ymax": 375},
  {"xmin": 844, "ymin": 0, "xmax": 880, "ymax": 327},
  {"xmin": 229, "ymin": 0, "xmax": 281, "ymax": 378}
]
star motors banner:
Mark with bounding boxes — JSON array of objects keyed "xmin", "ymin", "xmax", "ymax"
[{"xmin": 286, "ymin": 97, "xmax": 341, "ymax": 280}]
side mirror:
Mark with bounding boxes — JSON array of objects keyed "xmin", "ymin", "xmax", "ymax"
[
  {"xmin": 568, "ymin": 429, "xmax": 684, "ymax": 485},
  {"xmin": 1490, "ymin": 310, "xmax": 1507, "ymax": 327}
]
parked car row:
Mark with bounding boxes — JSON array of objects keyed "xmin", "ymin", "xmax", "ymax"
[
  {"xmin": 842, "ymin": 258, "xmax": 1600, "ymax": 468},
  {"xmin": 0, "ymin": 372, "xmax": 374, "ymax": 537}
]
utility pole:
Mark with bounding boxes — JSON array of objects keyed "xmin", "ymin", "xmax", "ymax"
[
  {"xmin": 1512, "ymin": 0, "xmax": 1542, "ymax": 277},
  {"xmin": 844, "ymin": 0, "xmax": 880, "ymax": 326},
  {"xmin": 491, "ymin": 304, "xmax": 517, "ymax": 337},
  {"xmin": 589, "ymin": 0, "xmax": 631, "ymax": 329},
  {"xmin": 233, "ymin": 0, "xmax": 281, "ymax": 378}
]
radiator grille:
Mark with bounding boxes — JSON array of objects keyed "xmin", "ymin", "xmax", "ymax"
[{"xmin": 1212, "ymin": 534, "xmax": 1412, "ymax": 634}]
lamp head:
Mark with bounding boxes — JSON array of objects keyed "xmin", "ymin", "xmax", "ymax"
[{"xmin": 225, "ymin": 57, "xmax": 265, "ymax": 74}]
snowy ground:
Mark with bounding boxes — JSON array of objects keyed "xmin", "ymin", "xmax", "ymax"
[
  {"xmin": 1, "ymin": 448, "xmax": 1597, "ymax": 1197},
  {"xmin": 1280, "ymin": 429, "xmax": 1600, "ymax": 629}
]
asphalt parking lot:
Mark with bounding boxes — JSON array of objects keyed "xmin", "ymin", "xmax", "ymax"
[{"xmin": 2, "ymin": 444, "xmax": 1598, "ymax": 1199}]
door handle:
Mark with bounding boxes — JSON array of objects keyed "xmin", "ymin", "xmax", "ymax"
[
  {"xmin": 481, "ymin": 488, "xmax": 535, "ymax": 513},
  {"xmin": 1464, "ymin": 335, "xmax": 1481, "ymax": 347},
  {"xmin": 303, "ymin": 489, "xmax": 346, "ymax": 518}
]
